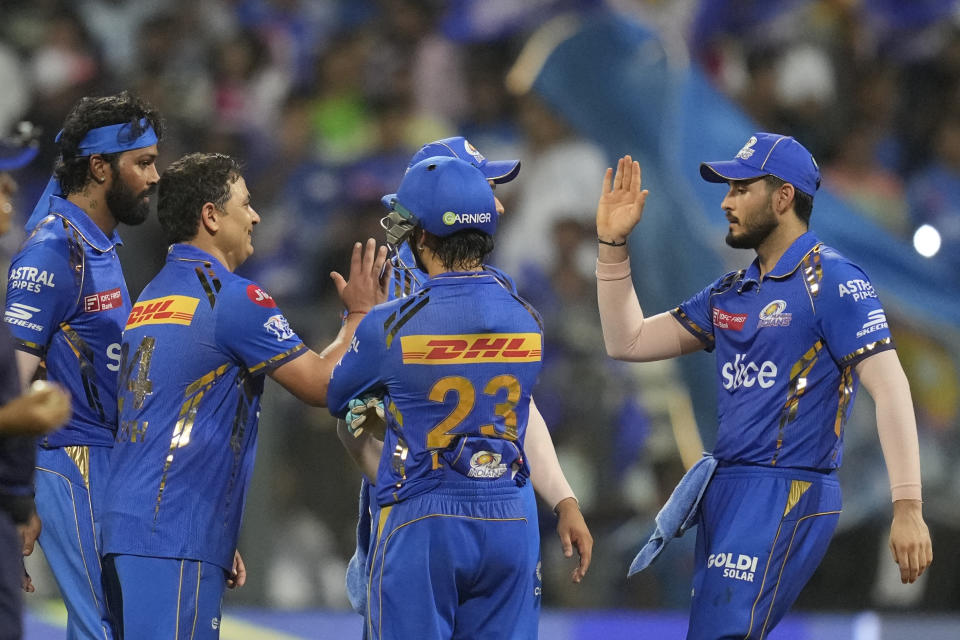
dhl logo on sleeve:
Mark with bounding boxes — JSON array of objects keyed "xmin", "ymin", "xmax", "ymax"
[
  {"xmin": 401, "ymin": 333, "xmax": 542, "ymax": 364},
  {"xmin": 125, "ymin": 295, "xmax": 200, "ymax": 329}
]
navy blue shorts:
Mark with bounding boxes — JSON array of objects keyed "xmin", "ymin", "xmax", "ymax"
[
  {"xmin": 687, "ymin": 464, "xmax": 841, "ymax": 640},
  {"xmin": 367, "ymin": 479, "xmax": 538, "ymax": 640}
]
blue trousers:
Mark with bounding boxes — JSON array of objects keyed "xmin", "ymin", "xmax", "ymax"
[
  {"xmin": 104, "ymin": 554, "xmax": 227, "ymax": 640},
  {"xmin": 35, "ymin": 445, "xmax": 114, "ymax": 639},
  {"xmin": 367, "ymin": 479, "xmax": 539, "ymax": 640},
  {"xmin": 0, "ymin": 511, "xmax": 22, "ymax": 640},
  {"xmin": 687, "ymin": 464, "xmax": 841, "ymax": 640}
]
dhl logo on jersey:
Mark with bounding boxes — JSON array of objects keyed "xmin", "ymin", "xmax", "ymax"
[
  {"xmin": 401, "ymin": 333, "xmax": 541, "ymax": 364},
  {"xmin": 125, "ymin": 295, "xmax": 200, "ymax": 329}
]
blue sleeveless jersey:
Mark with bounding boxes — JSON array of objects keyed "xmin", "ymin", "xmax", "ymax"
[
  {"xmin": 4, "ymin": 197, "xmax": 131, "ymax": 447},
  {"xmin": 101, "ymin": 244, "xmax": 305, "ymax": 570},
  {"xmin": 329, "ymin": 269, "xmax": 544, "ymax": 507},
  {"xmin": 672, "ymin": 232, "xmax": 894, "ymax": 470}
]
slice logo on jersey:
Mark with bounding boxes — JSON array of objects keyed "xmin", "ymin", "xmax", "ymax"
[
  {"xmin": 264, "ymin": 314, "xmax": 295, "ymax": 341},
  {"xmin": 856, "ymin": 309, "xmax": 888, "ymax": 338},
  {"xmin": 467, "ymin": 451, "xmax": 507, "ymax": 479},
  {"xmin": 707, "ymin": 552, "xmax": 759, "ymax": 583},
  {"xmin": 83, "ymin": 287, "xmax": 123, "ymax": 313},
  {"xmin": 126, "ymin": 295, "xmax": 200, "ymax": 329},
  {"xmin": 246, "ymin": 284, "xmax": 277, "ymax": 308},
  {"xmin": 838, "ymin": 279, "xmax": 877, "ymax": 301},
  {"xmin": 735, "ymin": 136, "xmax": 758, "ymax": 160},
  {"xmin": 757, "ymin": 299, "xmax": 792, "ymax": 328},
  {"xmin": 4, "ymin": 302, "xmax": 43, "ymax": 332},
  {"xmin": 721, "ymin": 354, "xmax": 778, "ymax": 390},
  {"xmin": 712, "ymin": 307, "xmax": 747, "ymax": 331},
  {"xmin": 401, "ymin": 333, "xmax": 542, "ymax": 364},
  {"xmin": 8, "ymin": 266, "xmax": 56, "ymax": 292}
]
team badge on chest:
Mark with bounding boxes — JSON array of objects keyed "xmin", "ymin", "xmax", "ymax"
[{"xmin": 757, "ymin": 299, "xmax": 792, "ymax": 328}]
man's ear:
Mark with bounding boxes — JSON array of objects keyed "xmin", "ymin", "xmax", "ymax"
[
  {"xmin": 775, "ymin": 182, "xmax": 796, "ymax": 216},
  {"xmin": 199, "ymin": 202, "xmax": 220, "ymax": 233},
  {"xmin": 88, "ymin": 155, "xmax": 109, "ymax": 185}
]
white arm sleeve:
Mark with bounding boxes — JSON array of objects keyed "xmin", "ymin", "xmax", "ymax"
[
  {"xmin": 596, "ymin": 257, "xmax": 702, "ymax": 361},
  {"xmin": 524, "ymin": 398, "xmax": 576, "ymax": 510},
  {"xmin": 856, "ymin": 350, "xmax": 923, "ymax": 502}
]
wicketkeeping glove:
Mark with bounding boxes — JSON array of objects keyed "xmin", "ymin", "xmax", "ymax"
[{"xmin": 346, "ymin": 394, "xmax": 386, "ymax": 439}]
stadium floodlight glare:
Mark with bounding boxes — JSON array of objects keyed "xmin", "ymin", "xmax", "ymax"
[{"xmin": 912, "ymin": 224, "xmax": 941, "ymax": 258}]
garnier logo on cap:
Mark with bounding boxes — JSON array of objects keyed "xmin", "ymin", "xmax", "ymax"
[
  {"xmin": 442, "ymin": 211, "xmax": 492, "ymax": 226},
  {"xmin": 443, "ymin": 211, "xmax": 458, "ymax": 225}
]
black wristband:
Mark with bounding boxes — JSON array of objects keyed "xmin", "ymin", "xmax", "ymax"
[{"xmin": 597, "ymin": 237, "xmax": 627, "ymax": 246}]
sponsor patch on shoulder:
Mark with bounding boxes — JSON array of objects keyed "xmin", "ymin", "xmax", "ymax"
[
  {"xmin": 84, "ymin": 287, "xmax": 123, "ymax": 313},
  {"xmin": 246, "ymin": 284, "xmax": 277, "ymax": 308},
  {"xmin": 264, "ymin": 314, "xmax": 295, "ymax": 341}
]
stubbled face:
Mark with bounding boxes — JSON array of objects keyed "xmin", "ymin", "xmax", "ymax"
[
  {"xmin": 107, "ymin": 144, "xmax": 159, "ymax": 226},
  {"xmin": 216, "ymin": 175, "xmax": 260, "ymax": 271},
  {"xmin": 0, "ymin": 173, "xmax": 16, "ymax": 236},
  {"xmin": 721, "ymin": 178, "xmax": 778, "ymax": 250}
]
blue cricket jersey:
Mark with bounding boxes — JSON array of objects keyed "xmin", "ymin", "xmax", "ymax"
[
  {"xmin": 101, "ymin": 244, "xmax": 306, "ymax": 570},
  {"xmin": 672, "ymin": 232, "xmax": 894, "ymax": 470},
  {"xmin": 4, "ymin": 197, "xmax": 131, "ymax": 447},
  {"xmin": 328, "ymin": 270, "xmax": 544, "ymax": 507}
]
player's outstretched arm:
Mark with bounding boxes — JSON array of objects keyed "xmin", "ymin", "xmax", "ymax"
[
  {"xmin": 270, "ymin": 239, "xmax": 389, "ymax": 407},
  {"xmin": 525, "ymin": 399, "xmax": 592, "ymax": 582},
  {"xmin": 856, "ymin": 350, "xmax": 933, "ymax": 584}
]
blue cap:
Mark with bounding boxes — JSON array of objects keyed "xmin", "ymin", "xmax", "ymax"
[
  {"xmin": 409, "ymin": 136, "xmax": 520, "ymax": 184},
  {"xmin": 0, "ymin": 122, "xmax": 40, "ymax": 172},
  {"xmin": 699, "ymin": 132, "xmax": 821, "ymax": 197},
  {"xmin": 381, "ymin": 156, "xmax": 497, "ymax": 237}
]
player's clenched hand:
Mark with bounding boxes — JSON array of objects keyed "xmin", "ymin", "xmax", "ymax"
[
  {"xmin": 596, "ymin": 155, "xmax": 648, "ymax": 245},
  {"xmin": 227, "ymin": 549, "xmax": 247, "ymax": 589},
  {"xmin": 330, "ymin": 238, "xmax": 391, "ymax": 314},
  {"xmin": 555, "ymin": 497, "xmax": 592, "ymax": 584},
  {"xmin": 0, "ymin": 381, "xmax": 71, "ymax": 437},
  {"xmin": 889, "ymin": 499, "xmax": 932, "ymax": 584}
]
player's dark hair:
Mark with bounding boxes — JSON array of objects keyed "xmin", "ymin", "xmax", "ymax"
[
  {"xmin": 157, "ymin": 153, "xmax": 243, "ymax": 244},
  {"xmin": 764, "ymin": 175, "xmax": 813, "ymax": 225},
  {"xmin": 54, "ymin": 92, "xmax": 164, "ymax": 196},
  {"xmin": 421, "ymin": 229, "xmax": 495, "ymax": 271}
]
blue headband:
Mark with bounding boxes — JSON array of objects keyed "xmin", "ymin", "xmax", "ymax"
[
  {"xmin": 56, "ymin": 118, "xmax": 158, "ymax": 157},
  {"xmin": 25, "ymin": 119, "xmax": 158, "ymax": 230}
]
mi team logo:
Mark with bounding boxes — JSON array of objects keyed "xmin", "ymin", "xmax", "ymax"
[
  {"xmin": 757, "ymin": 299, "xmax": 792, "ymax": 328},
  {"xmin": 467, "ymin": 451, "xmax": 507, "ymax": 479},
  {"xmin": 126, "ymin": 295, "xmax": 199, "ymax": 329},
  {"xmin": 736, "ymin": 136, "xmax": 758, "ymax": 160},
  {"xmin": 400, "ymin": 333, "xmax": 541, "ymax": 364}
]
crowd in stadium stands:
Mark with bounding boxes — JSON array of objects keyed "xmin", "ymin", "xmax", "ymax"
[{"xmin": 0, "ymin": 0, "xmax": 957, "ymax": 613}]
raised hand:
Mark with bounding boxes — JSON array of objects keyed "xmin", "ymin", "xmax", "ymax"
[
  {"xmin": 331, "ymin": 238, "xmax": 391, "ymax": 315},
  {"xmin": 596, "ymin": 155, "xmax": 648, "ymax": 245}
]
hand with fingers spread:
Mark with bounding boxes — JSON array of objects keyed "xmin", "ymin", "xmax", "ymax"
[
  {"xmin": 331, "ymin": 238, "xmax": 392, "ymax": 316},
  {"xmin": 596, "ymin": 155, "xmax": 649, "ymax": 247},
  {"xmin": 889, "ymin": 499, "xmax": 933, "ymax": 584},
  {"xmin": 555, "ymin": 497, "xmax": 593, "ymax": 584}
]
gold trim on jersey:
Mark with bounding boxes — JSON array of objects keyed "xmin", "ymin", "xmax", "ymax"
[
  {"xmin": 800, "ymin": 245, "xmax": 823, "ymax": 310},
  {"xmin": 671, "ymin": 307, "xmax": 714, "ymax": 347},
  {"xmin": 783, "ymin": 480, "xmax": 812, "ymax": 517},
  {"xmin": 248, "ymin": 343, "xmax": 306, "ymax": 374},
  {"xmin": 839, "ymin": 337, "xmax": 893, "ymax": 366},
  {"xmin": 64, "ymin": 445, "xmax": 90, "ymax": 487},
  {"xmin": 153, "ymin": 363, "xmax": 230, "ymax": 520},
  {"xmin": 833, "ymin": 366, "xmax": 855, "ymax": 441},
  {"xmin": 771, "ymin": 341, "xmax": 822, "ymax": 465}
]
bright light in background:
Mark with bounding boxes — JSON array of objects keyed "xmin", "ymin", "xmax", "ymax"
[{"xmin": 913, "ymin": 224, "xmax": 941, "ymax": 258}]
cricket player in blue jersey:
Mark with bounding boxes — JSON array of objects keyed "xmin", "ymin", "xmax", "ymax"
[
  {"xmin": 594, "ymin": 135, "xmax": 933, "ymax": 639},
  {"xmin": 0, "ymin": 123, "xmax": 72, "ymax": 640},
  {"xmin": 338, "ymin": 138, "xmax": 591, "ymax": 630},
  {"xmin": 329, "ymin": 155, "xmax": 545, "ymax": 640},
  {"xmin": 100, "ymin": 152, "xmax": 388, "ymax": 639},
  {"xmin": 4, "ymin": 93, "xmax": 162, "ymax": 639}
]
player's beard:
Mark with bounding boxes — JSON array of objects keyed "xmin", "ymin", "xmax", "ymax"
[
  {"xmin": 725, "ymin": 199, "xmax": 778, "ymax": 250},
  {"xmin": 107, "ymin": 173, "xmax": 154, "ymax": 227}
]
